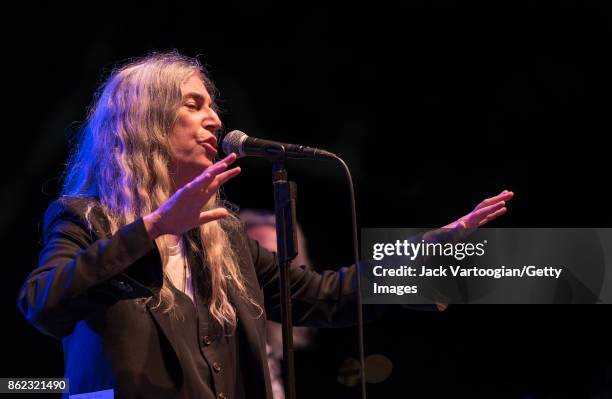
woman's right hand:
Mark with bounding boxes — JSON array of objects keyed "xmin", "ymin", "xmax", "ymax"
[{"xmin": 143, "ymin": 153, "xmax": 241, "ymax": 239}]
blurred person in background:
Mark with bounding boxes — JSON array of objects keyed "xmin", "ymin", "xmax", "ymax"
[{"xmin": 239, "ymin": 209, "xmax": 316, "ymax": 399}]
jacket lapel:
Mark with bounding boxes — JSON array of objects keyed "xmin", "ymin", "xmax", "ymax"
[{"xmin": 145, "ymin": 301, "xmax": 185, "ymax": 389}]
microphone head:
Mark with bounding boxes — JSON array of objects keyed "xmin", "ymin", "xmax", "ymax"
[{"xmin": 222, "ymin": 130, "xmax": 249, "ymax": 158}]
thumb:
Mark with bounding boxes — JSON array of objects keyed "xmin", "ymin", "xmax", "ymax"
[{"xmin": 198, "ymin": 208, "xmax": 230, "ymax": 226}]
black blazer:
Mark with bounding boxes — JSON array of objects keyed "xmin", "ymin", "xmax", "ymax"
[{"xmin": 18, "ymin": 197, "xmax": 367, "ymax": 398}]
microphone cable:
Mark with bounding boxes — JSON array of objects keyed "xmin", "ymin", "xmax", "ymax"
[{"xmin": 333, "ymin": 154, "xmax": 367, "ymax": 399}]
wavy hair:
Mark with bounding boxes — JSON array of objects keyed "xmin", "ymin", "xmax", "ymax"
[{"xmin": 61, "ymin": 51, "xmax": 261, "ymax": 330}]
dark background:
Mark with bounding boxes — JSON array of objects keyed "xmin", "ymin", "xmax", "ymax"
[{"xmin": 3, "ymin": 2, "xmax": 612, "ymax": 398}]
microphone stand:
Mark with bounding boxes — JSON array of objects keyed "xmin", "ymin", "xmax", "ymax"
[{"xmin": 271, "ymin": 150, "xmax": 298, "ymax": 399}]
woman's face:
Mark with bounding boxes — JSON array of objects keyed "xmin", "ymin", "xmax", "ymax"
[{"xmin": 169, "ymin": 73, "xmax": 222, "ymax": 187}]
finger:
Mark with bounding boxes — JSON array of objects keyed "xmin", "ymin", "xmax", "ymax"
[
  {"xmin": 189, "ymin": 166, "xmax": 226, "ymax": 191},
  {"xmin": 201, "ymin": 153, "xmax": 237, "ymax": 175},
  {"xmin": 198, "ymin": 208, "xmax": 230, "ymax": 225},
  {"xmin": 190, "ymin": 156, "xmax": 238, "ymax": 190},
  {"xmin": 217, "ymin": 152, "xmax": 237, "ymax": 166},
  {"xmin": 200, "ymin": 167, "xmax": 242, "ymax": 199},
  {"xmin": 205, "ymin": 154, "xmax": 237, "ymax": 176},
  {"xmin": 475, "ymin": 190, "xmax": 514, "ymax": 210},
  {"xmin": 475, "ymin": 191, "xmax": 513, "ymax": 210},
  {"xmin": 470, "ymin": 201, "xmax": 505, "ymax": 223},
  {"xmin": 216, "ymin": 166, "xmax": 241, "ymax": 185},
  {"xmin": 478, "ymin": 207, "xmax": 507, "ymax": 226}
]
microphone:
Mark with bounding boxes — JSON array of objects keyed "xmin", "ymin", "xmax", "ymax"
[{"xmin": 221, "ymin": 130, "xmax": 337, "ymax": 160}]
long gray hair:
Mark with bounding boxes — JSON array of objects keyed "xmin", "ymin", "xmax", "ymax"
[{"xmin": 62, "ymin": 51, "xmax": 261, "ymax": 329}]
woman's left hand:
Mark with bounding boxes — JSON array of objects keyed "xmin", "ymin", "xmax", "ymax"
[
  {"xmin": 433, "ymin": 190, "xmax": 514, "ymax": 311},
  {"xmin": 444, "ymin": 190, "xmax": 514, "ymax": 230}
]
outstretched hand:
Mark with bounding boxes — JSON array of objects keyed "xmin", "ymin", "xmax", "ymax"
[
  {"xmin": 143, "ymin": 153, "xmax": 241, "ymax": 238},
  {"xmin": 432, "ymin": 190, "xmax": 513, "ymax": 311},
  {"xmin": 444, "ymin": 190, "xmax": 514, "ymax": 231}
]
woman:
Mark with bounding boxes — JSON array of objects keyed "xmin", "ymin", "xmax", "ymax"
[{"xmin": 18, "ymin": 52, "xmax": 513, "ymax": 399}]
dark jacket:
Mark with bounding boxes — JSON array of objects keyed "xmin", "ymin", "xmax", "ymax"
[{"xmin": 18, "ymin": 197, "xmax": 366, "ymax": 398}]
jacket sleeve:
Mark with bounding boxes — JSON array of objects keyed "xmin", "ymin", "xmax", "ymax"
[
  {"xmin": 17, "ymin": 198, "xmax": 161, "ymax": 339},
  {"xmin": 247, "ymin": 234, "xmax": 384, "ymax": 328}
]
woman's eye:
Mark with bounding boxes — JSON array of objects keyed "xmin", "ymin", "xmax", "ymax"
[{"xmin": 185, "ymin": 103, "xmax": 198, "ymax": 109}]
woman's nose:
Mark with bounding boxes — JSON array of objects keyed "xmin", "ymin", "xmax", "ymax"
[{"xmin": 203, "ymin": 109, "xmax": 222, "ymax": 137}]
